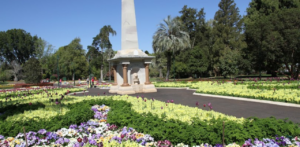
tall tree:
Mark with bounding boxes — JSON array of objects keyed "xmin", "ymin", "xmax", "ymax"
[
  {"xmin": 86, "ymin": 45, "xmax": 102, "ymax": 80},
  {"xmin": 34, "ymin": 37, "xmax": 55, "ymax": 76},
  {"xmin": 153, "ymin": 52, "xmax": 167, "ymax": 78},
  {"xmin": 153, "ymin": 15, "xmax": 191, "ymax": 81},
  {"xmin": 276, "ymin": 8, "xmax": 300, "ymax": 79},
  {"xmin": 177, "ymin": 6, "xmax": 212, "ymax": 77},
  {"xmin": 0, "ymin": 29, "xmax": 38, "ymax": 64},
  {"xmin": 23, "ymin": 58, "xmax": 42, "ymax": 84},
  {"xmin": 0, "ymin": 29, "xmax": 38, "ymax": 81},
  {"xmin": 244, "ymin": 0, "xmax": 300, "ymax": 78},
  {"xmin": 8, "ymin": 60, "xmax": 22, "ymax": 81},
  {"xmin": 93, "ymin": 25, "xmax": 116, "ymax": 82},
  {"xmin": 54, "ymin": 38, "xmax": 88, "ymax": 80},
  {"xmin": 212, "ymin": 0, "xmax": 246, "ymax": 77}
]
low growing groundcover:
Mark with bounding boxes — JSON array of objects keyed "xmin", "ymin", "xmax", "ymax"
[
  {"xmin": 0, "ymin": 95, "xmax": 300, "ymax": 146},
  {"xmin": 154, "ymin": 81, "xmax": 300, "ymax": 104}
]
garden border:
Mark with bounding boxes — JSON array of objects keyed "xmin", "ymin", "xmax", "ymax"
[
  {"xmin": 67, "ymin": 91, "xmax": 89, "ymax": 95},
  {"xmin": 155, "ymin": 87, "xmax": 300, "ymax": 108},
  {"xmin": 193, "ymin": 92, "xmax": 300, "ymax": 108}
]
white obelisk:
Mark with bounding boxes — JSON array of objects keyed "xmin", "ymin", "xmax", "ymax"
[
  {"xmin": 108, "ymin": 0, "xmax": 157, "ymax": 94},
  {"xmin": 121, "ymin": 0, "xmax": 139, "ymax": 50}
]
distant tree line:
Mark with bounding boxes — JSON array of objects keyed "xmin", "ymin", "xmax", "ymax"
[
  {"xmin": 0, "ymin": 25, "xmax": 117, "ymax": 83},
  {"xmin": 1, "ymin": 0, "xmax": 299, "ymax": 83},
  {"xmin": 151, "ymin": 0, "xmax": 300, "ymax": 80}
]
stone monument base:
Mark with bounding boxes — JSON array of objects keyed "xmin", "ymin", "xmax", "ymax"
[
  {"xmin": 108, "ymin": 84, "xmax": 157, "ymax": 94},
  {"xmin": 142, "ymin": 84, "xmax": 157, "ymax": 93},
  {"xmin": 116, "ymin": 86, "xmax": 136, "ymax": 95},
  {"xmin": 108, "ymin": 85, "xmax": 119, "ymax": 93}
]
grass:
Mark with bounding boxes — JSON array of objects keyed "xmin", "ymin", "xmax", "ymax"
[{"xmin": 0, "ymin": 81, "xmax": 8, "ymax": 85}]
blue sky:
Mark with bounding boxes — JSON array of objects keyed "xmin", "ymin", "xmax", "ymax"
[{"xmin": 0, "ymin": 0, "xmax": 251, "ymax": 54}]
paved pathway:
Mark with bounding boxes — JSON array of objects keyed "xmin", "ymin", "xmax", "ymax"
[{"xmin": 75, "ymin": 88, "xmax": 300, "ymax": 124}]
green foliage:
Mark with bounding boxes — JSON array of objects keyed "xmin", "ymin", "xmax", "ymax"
[
  {"xmin": 0, "ymin": 29, "xmax": 38, "ymax": 64},
  {"xmin": 92, "ymin": 25, "xmax": 117, "ymax": 81},
  {"xmin": 54, "ymin": 38, "xmax": 87, "ymax": 80},
  {"xmin": 106, "ymin": 100, "xmax": 300, "ymax": 145},
  {"xmin": 212, "ymin": 0, "xmax": 246, "ymax": 77},
  {"xmin": 220, "ymin": 47, "xmax": 240, "ymax": 77},
  {"xmin": 244, "ymin": 0, "xmax": 300, "ymax": 78},
  {"xmin": 0, "ymin": 98, "xmax": 299, "ymax": 145},
  {"xmin": 0, "ymin": 69, "xmax": 10, "ymax": 83},
  {"xmin": 152, "ymin": 15, "xmax": 191, "ymax": 80},
  {"xmin": 0, "ymin": 99, "xmax": 99, "ymax": 136},
  {"xmin": 23, "ymin": 58, "xmax": 42, "ymax": 84}
]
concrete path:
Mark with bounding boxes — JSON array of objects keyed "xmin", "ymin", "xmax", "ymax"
[{"xmin": 75, "ymin": 88, "xmax": 300, "ymax": 123}]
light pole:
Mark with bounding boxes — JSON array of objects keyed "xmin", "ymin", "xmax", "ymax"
[
  {"xmin": 172, "ymin": 49, "xmax": 176, "ymax": 82},
  {"xmin": 88, "ymin": 55, "xmax": 91, "ymax": 88},
  {"xmin": 72, "ymin": 62, "xmax": 75, "ymax": 86},
  {"xmin": 101, "ymin": 50, "xmax": 104, "ymax": 83},
  {"xmin": 57, "ymin": 55, "xmax": 59, "ymax": 87},
  {"xmin": 108, "ymin": 51, "xmax": 112, "ymax": 83}
]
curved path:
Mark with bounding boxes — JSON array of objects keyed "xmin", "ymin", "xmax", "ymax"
[{"xmin": 75, "ymin": 88, "xmax": 300, "ymax": 123}]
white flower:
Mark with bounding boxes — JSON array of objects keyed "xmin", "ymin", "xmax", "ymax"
[
  {"xmin": 56, "ymin": 128, "xmax": 68, "ymax": 137},
  {"xmin": 67, "ymin": 129, "xmax": 78, "ymax": 137}
]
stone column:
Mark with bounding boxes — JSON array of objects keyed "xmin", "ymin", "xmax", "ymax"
[
  {"xmin": 112, "ymin": 65, "xmax": 117, "ymax": 86},
  {"xmin": 144, "ymin": 64, "xmax": 151, "ymax": 85},
  {"xmin": 121, "ymin": 64, "xmax": 130, "ymax": 86}
]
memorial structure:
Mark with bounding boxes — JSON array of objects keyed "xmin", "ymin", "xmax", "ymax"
[{"xmin": 108, "ymin": 0, "xmax": 157, "ymax": 94}]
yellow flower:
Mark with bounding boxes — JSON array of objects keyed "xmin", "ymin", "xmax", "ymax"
[
  {"xmin": 136, "ymin": 133, "xmax": 144, "ymax": 139},
  {"xmin": 14, "ymin": 139, "xmax": 20, "ymax": 145},
  {"xmin": 7, "ymin": 137, "xmax": 14, "ymax": 142}
]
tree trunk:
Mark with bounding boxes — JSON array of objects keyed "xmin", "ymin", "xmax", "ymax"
[
  {"xmin": 166, "ymin": 54, "xmax": 171, "ymax": 81},
  {"xmin": 72, "ymin": 73, "xmax": 74, "ymax": 81},
  {"xmin": 159, "ymin": 68, "xmax": 163, "ymax": 78},
  {"xmin": 293, "ymin": 64, "xmax": 299, "ymax": 79},
  {"xmin": 14, "ymin": 74, "xmax": 18, "ymax": 81},
  {"xmin": 213, "ymin": 68, "xmax": 217, "ymax": 77},
  {"xmin": 100, "ymin": 65, "xmax": 103, "ymax": 82},
  {"xmin": 109, "ymin": 63, "xmax": 111, "ymax": 82},
  {"xmin": 271, "ymin": 71, "xmax": 277, "ymax": 77}
]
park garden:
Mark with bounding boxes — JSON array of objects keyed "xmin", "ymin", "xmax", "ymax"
[
  {"xmin": 1, "ymin": 0, "xmax": 300, "ymax": 146},
  {"xmin": 0, "ymin": 83, "xmax": 300, "ymax": 146}
]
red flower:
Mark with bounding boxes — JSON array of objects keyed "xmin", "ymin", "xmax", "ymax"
[
  {"xmin": 144, "ymin": 99, "xmax": 146, "ymax": 102},
  {"xmin": 203, "ymin": 104, "xmax": 206, "ymax": 107},
  {"xmin": 29, "ymin": 102, "xmax": 32, "ymax": 105},
  {"xmin": 77, "ymin": 137, "xmax": 82, "ymax": 142}
]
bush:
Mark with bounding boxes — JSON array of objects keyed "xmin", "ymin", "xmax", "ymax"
[
  {"xmin": 106, "ymin": 100, "xmax": 300, "ymax": 145},
  {"xmin": 23, "ymin": 58, "xmax": 42, "ymax": 84}
]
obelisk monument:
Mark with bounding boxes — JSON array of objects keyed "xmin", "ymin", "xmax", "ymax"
[
  {"xmin": 122, "ymin": 0, "xmax": 139, "ymax": 50},
  {"xmin": 108, "ymin": 0, "xmax": 157, "ymax": 94}
]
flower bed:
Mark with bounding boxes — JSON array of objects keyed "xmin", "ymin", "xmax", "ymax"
[
  {"xmin": 0, "ymin": 104, "xmax": 156, "ymax": 147},
  {"xmin": 0, "ymin": 84, "xmax": 14, "ymax": 89},
  {"xmin": 13, "ymin": 83, "xmax": 54, "ymax": 88},
  {"xmin": 1, "ymin": 102, "xmax": 300, "ymax": 147},
  {"xmin": 153, "ymin": 81, "xmax": 300, "ymax": 104},
  {"xmin": 0, "ymin": 87, "xmax": 300, "ymax": 146}
]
